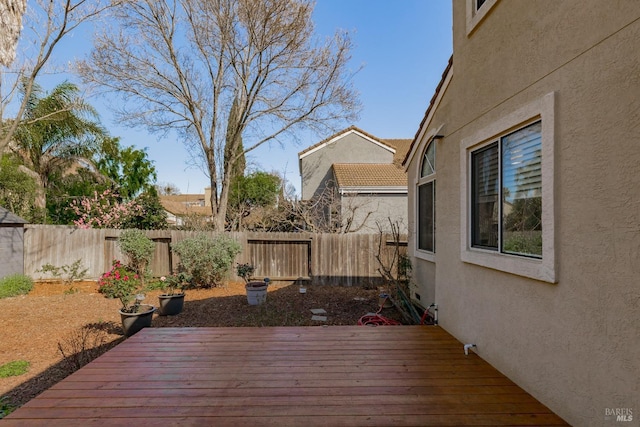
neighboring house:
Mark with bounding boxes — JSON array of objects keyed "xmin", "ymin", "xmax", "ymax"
[
  {"xmin": 159, "ymin": 189, "xmax": 213, "ymax": 226},
  {"xmin": 0, "ymin": 206, "xmax": 27, "ymax": 279},
  {"xmin": 403, "ymin": 2, "xmax": 639, "ymax": 426},
  {"xmin": 298, "ymin": 126, "xmax": 411, "ymax": 233}
]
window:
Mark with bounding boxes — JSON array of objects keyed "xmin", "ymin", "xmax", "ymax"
[
  {"xmin": 471, "ymin": 121, "xmax": 542, "ymax": 258},
  {"xmin": 460, "ymin": 92, "xmax": 555, "ymax": 283},
  {"xmin": 466, "ymin": 0, "xmax": 499, "ymax": 35},
  {"xmin": 418, "ymin": 140, "xmax": 436, "ymax": 252}
]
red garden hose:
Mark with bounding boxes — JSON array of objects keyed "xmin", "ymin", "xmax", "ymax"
[{"xmin": 358, "ymin": 296, "xmax": 401, "ymax": 326}]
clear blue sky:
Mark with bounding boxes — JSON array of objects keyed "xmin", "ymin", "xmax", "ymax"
[{"xmin": 23, "ymin": 1, "xmax": 453, "ymax": 196}]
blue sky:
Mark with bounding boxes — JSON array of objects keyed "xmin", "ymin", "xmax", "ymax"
[{"xmin": 17, "ymin": 1, "xmax": 453, "ymax": 196}]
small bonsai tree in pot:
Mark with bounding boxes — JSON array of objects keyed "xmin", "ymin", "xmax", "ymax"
[
  {"xmin": 157, "ymin": 272, "xmax": 192, "ymax": 316},
  {"xmin": 236, "ymin": 263, "xmax": 270, "ymax": 305}
]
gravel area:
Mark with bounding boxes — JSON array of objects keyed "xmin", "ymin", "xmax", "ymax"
[{"xmin": 0, "ymin": 280, "xmax": 402, "ymax": 411}]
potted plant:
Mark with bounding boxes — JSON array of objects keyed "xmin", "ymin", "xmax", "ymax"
[
  {"xmin": 98, "ymin": 260, "xmax": 155, "ymax": 336},
  {"xmin": 237, "ymin": 263, "xmax": 269, "ymax": 305},
  {"xmin": 157, "ymin": 272, "xmax": 191, "ymax": 316}
]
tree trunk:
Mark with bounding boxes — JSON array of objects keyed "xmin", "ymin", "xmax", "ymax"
[{"xmin": 18, "ymin": 165, "xmax": 46, "ymax": 211}]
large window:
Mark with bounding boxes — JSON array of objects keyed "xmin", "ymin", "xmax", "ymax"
[
  {"xmin": 460, "ymin": 92, "xmax": 555, "ymax": 283},
  {"xmin": 418, "ymin": 140, "xmax": 436, "ymax": 252},
  {"xmin": 471, "ymin": 121, "xmax": 542, "ymax": 257}
]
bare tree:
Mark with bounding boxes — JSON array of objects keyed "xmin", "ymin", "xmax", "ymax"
[
  {"xmin": 270, "ymin": 183, "xmax": 373, "ymax": 233},
  {"xmin": 78, "ymin": 0, "xmax": 361, "ymax": 230},
  {"xmin": 0, "ymin": 0, "xmax": 118, "ymax": 154},
  {"xmin": 155, "ymin": 182, "xmax": 181, "ymax": 196},
  {"xmin": 0, "ymin": 0, "xmax": 26, "ymax": 67}
]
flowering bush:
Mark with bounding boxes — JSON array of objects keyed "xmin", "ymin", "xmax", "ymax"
[
  {"xmin": 159, "ymin": 272, "xmax": 192, "ymax": 295},
  {"xmin": 98, "ymin": 260, "xmax": 145, "ymax": 313},
  {"xmin": 70, "ymin": 189, "xmax": 143, "ymax": 229}
]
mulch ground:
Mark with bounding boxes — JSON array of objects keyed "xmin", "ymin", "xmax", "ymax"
[{"xmin": 0, "ymin": 280, "xmax": 404, "ymax": 412}]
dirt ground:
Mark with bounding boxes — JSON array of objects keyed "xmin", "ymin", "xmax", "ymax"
[{"xmin": 0, "ymin": 280, "xmax": 403, "ymax": 411}]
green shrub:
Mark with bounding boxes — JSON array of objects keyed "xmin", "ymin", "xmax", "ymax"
[
  {"xmin": 172, "ymin": 233, "xmax": 241, "ymax": 287},
  {"xmin": 0, "ymin": 274, "xmax": 33, "ymax": 298},
  {"xmin": 118, "ymin": 229, "xmax": 155, "ymax": 282},
  {"xmin": 37, "ymin": 259, "xmax": 88, "ymax": 293},
  {"xmin": 0, "ymin": 360, "xmax": 29, "ymax": 378}
]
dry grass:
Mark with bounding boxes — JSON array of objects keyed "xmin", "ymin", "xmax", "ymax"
[{"xmin": 0, "ymin": 280, "xmax": 403, "ymax": 412}]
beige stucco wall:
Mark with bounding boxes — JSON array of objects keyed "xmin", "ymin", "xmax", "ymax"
[
  {"xmin": 407, "ymin": 1, "xmax": 640, "ymax": 426},
  {"xmin": 340, "ymin": 193, "xmax": 408, "ymax": 234}
]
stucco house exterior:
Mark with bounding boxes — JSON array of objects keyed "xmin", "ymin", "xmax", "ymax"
[
  {"xmin": 298, "ymin": 126, "xmax": 411, "ymax": 233},
  {"xmin": 403, "ymin": 1, "xmax": 639, "ymax": 426}
]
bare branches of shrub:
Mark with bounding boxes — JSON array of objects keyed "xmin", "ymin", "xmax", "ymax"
[{"xmin": 57, "ymin": 322, "xmax": 122, "ymax": 371}]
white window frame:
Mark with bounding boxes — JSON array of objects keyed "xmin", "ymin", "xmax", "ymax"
[
  {"xmin": 417, "ymin": 140, "xmax": 436, "ymax": 259},
  {"xmin": 466, "ymin": 0, "xmax": 499, "ymax": 36},
  {"xmin": 460, "ymin": 92, "xmax": 556, "ymax": 283},
  {"xmin": 414, "ymin": 127, "xmax": 443, "ymax": 262}
]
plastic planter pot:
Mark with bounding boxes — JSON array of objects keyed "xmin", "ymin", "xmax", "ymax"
[
  {"xmin": 119, "ymin": 304, "xmax": 156, "ymax": 337},
  {"xmin": 158, "ymin": 293, "xmax": 185, "ymax": 316},
  {"xmin": 245, "ymin": 282, "xmax": 268, "ymax": 305}
]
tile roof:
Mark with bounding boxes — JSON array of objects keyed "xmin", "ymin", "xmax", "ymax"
[
  {"xmin": 159, "ymin": 194, "xmax": 206, "ymax": 204},
  {"xmin": 160, "ymin": 200, "xmax": 212, "ymax": 216},
  {"xmin": 384, "ymin": 138, "xmax": 412, "ymax": 165},
  {"xmin": 332, "ymin": 163, "xmax": 407, "ymax": 188}
]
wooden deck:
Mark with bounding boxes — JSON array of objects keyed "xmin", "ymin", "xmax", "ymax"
[{"xmin": 4, "ymin": 326, "xmax": 568, "ymax": 426}]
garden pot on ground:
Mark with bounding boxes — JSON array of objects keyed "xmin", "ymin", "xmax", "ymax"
[
  {"xmin": 119, "ymin": 304, "xmax": 156, "ymax": 337},
  {"xmin": 245, "ymin": 282, "xmax": 268, "ymax": 305},
  {"xmin": 158, "ymin": 293, "xmax": 185, "ymax": 316}
]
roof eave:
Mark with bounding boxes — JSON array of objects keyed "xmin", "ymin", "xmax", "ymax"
[
  {"xmin": 338, "ymin": 186, "xmax": 408, "ymax": 194},
  {"xmin": 403, "ymin": 56, "xmax": 453, "ymax": 170}
]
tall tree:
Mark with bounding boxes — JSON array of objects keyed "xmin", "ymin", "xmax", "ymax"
[
  {"xmin": 11, "ymin": 80, "xmax": 106, "ymax": 211},
  {"xmin": 79, "ymin": 0, "xmax": 360, "ymax": 230},
  {"xmin": 227, "ymin": 171, "xmax": 281, "ymax": 230},
  {"xmin": 0, "ymin": 0, "xmax": 119, "ymax": 154},
  {"xmin": 0, "ymin": 0, "xmax": 26, "ymax": 67},
  {"xmin": 95, "ymin": 136, "xmax": 157, "ymax": 199}
]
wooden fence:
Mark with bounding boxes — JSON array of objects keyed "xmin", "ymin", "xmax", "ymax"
[{"xmin": 23, "ymin": 225, "xmax": 407, "ymax": 287}]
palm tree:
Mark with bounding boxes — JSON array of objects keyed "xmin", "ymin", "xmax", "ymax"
[{"xmin": 11, "ymin": 80, "xmax": 106, "ymax": 212}]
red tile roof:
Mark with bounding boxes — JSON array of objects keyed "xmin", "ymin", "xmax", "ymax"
[{"xmin": 332, "ymin": 163, "xmax": 407, "ymax": 188}]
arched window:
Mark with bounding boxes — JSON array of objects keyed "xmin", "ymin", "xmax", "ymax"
[{"xmin": 418, "ymin": 140, "xmax": 436, "ymax": 252}]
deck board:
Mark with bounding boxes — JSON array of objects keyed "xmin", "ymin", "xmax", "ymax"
[{"xmin": 4, "ymin": 325, "xmax": 568, "ymax": 426}]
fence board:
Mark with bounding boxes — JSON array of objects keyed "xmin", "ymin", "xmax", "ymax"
[{"xmin": 23, "ymin": 226, "xmax": 406, "ymax": 287}]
